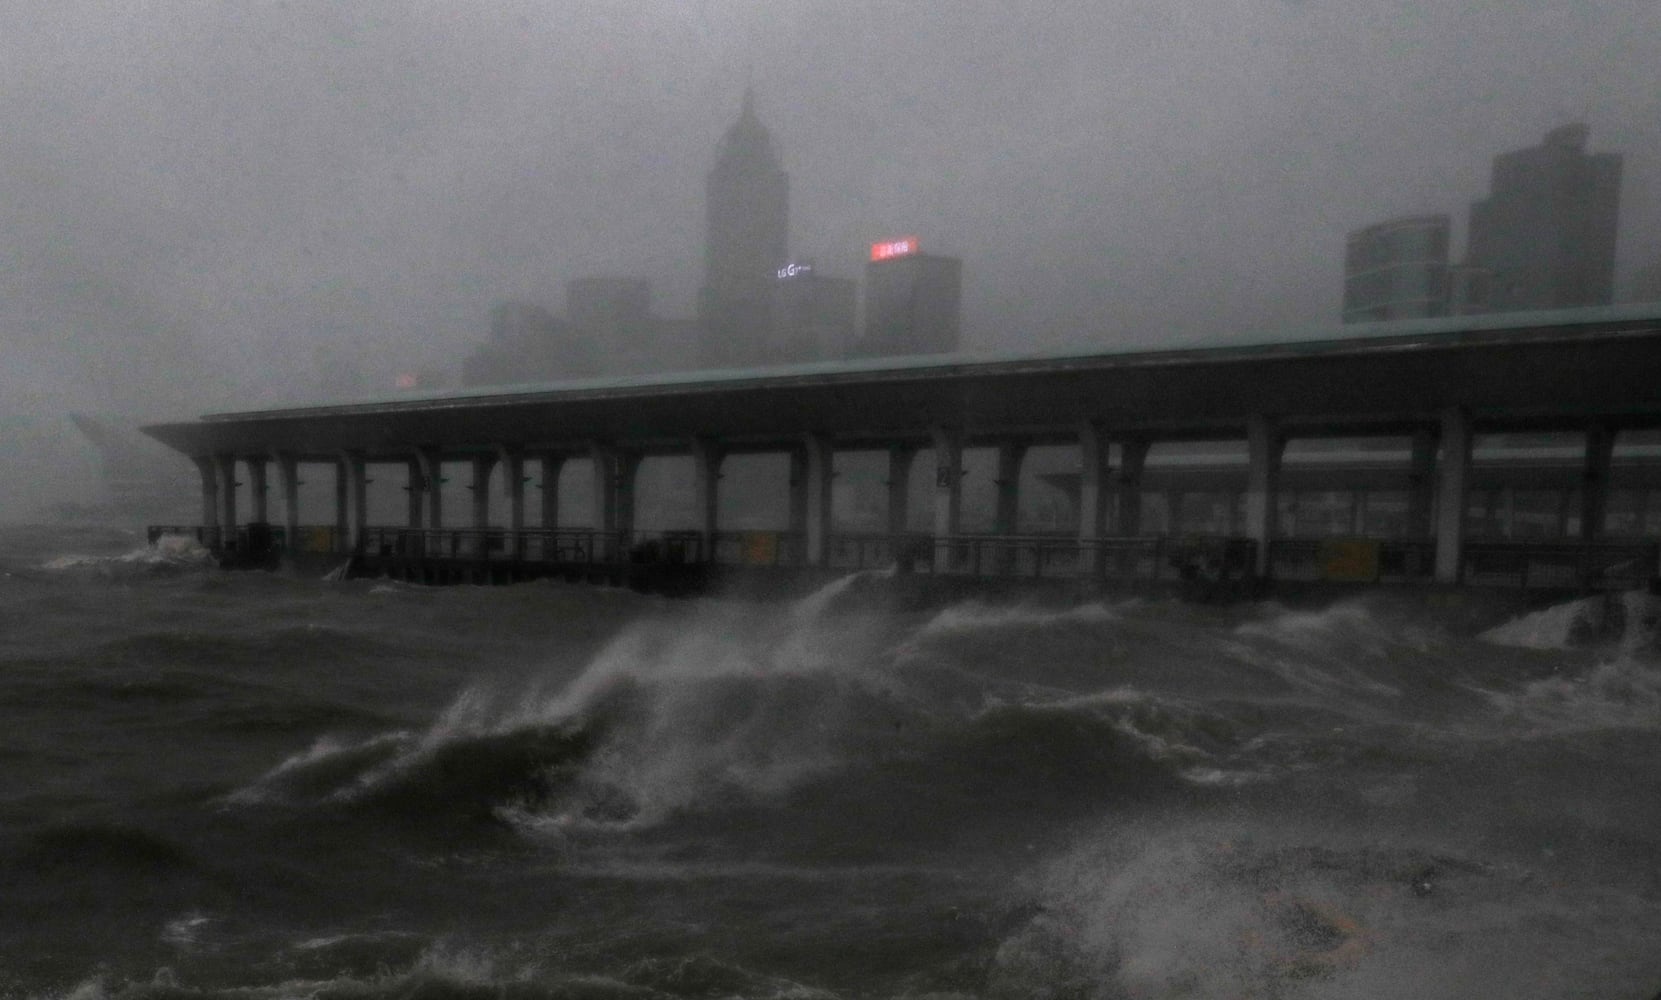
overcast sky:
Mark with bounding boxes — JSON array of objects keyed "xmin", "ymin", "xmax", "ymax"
[{"xmin": 3, "ymin": 0, "xmax": 1659, "ymax": 435}]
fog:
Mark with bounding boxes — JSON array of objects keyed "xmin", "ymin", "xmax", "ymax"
[{"xmin": 3, "ymin": 1, "xmax": 1659, "ymax": 518}]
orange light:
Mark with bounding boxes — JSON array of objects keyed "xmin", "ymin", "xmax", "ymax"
[{"xmin": 870, "ymin": 236, "xmax": 920, "ymax": 262}]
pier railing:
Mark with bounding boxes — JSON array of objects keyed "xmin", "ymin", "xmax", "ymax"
[
  {"xmin": 1460, "ymin": 540, "xmax": 1659, "ymax": 589},
  {"xmin": 147, "ymin": 522, "xmax": 1661, "ymax": 590}
]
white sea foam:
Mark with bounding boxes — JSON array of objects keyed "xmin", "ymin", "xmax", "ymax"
[{"xmin": 41, "ymin": 533, "xmax": 215, "ymax": 572}]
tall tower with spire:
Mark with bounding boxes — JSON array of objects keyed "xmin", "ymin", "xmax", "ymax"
[{"xmin": 699, "ymin": 89, "xmax": 789, "ymax": 368}]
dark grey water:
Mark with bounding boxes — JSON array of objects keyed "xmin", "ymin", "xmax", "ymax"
[{"xmin": 3, "ymin": 524, "xmax": 1660, "ymax": 999}]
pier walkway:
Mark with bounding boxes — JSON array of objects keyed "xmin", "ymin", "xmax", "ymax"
[{"xmin": 143, "ymin": 305, "xmax": 1661, "ymax": 592}]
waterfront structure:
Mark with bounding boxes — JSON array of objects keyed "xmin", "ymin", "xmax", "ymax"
[
  {"xmin": 853, "ymin": 238, "xmax": 961, "ymax": 357},
  {"xmin": 1342, "ymin": 216, "xmax": 1451, "ymax": 323},
  {"xmin": 699, "ymin": 90, "xmax": 790, "ymax": 369},
  {"xmin": 1466, "ymin": 123, "xmax": 1622, "ymax": 313},
  {"xmin": 143, "ymin": 304, "xmax": 1661, "ymax": 590},
  {"xmin": 769, "ymin": 263, "xmax": 856, "ymax": 363}
]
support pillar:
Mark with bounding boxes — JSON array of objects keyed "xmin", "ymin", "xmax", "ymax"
[
  {"xmin": 1434, "ymin": 408, "xmax": 1473, "ymax": 584},
  {"xmin": 214, "ymin": 455, "xmax": 238, "ymax": 537},
  {"xmin": 1077, "ymin": 422, "xmax": 1110, "ymax": 577},
  {"xmin": 787, "ymin": 446, "xmax": 808, "ymax": 541},
  {"xmin": 1245, "ymin": 416, "xmax": 1285, "ymax": 578},
  {"xmin": 539, "ymin": 453, "xmax": 564, "ymax": 530},
  {"xmin": 193, "ymin": 456, "xmax": 219, "ymax": 542},
  {"xmin": 334, "ymin": 457, "xmax": 349, "ymax": 552},
  {"xmin": 405, "ymin": 458, "xmax": 423, "ymax": 530},
  {"xmin": 499, "ymin": 449, "xmax": 524, "ymax": 558},
  {"xmin": 931, "ymin": 426, "xmax": 963, "ymax": 570},
  {"xmin": 338, "ymin": 451, "xmax": 367, "ymax": 554},
  {"xmin": 802, "ymin": 432, "xmax": 834, "ymax": 567},
  {"xmin": 414, "ymin": 448, "xmax": 443, "ymax": 532},
  {"xmin": 274, "ymin": 452, "xmax": 299, "ymax": 551},
  {"xmin": 589, "ymin": 445, "xmax": 617, "ymax": 536},
  {"xmin": 1407, "ymin": 427, "xmax": 1438, "ymax": 538},
  {"xmin": 1114, "ymin": 439, "xmax": 1149, "ymax": 536},
  {"xmin": 246, "ymin": 458, "xmax": 269, "ymax": 524},
  {"xmin": 887, "ymin": 444, "xmax": 915, "ymax": 538},
  {"xmin": 469, "ymin": 455, "xmax": 494, "ymax": 530},
  {"xmin": 1581, "ymin": 424, "xmax": 1615, "ymax": 542},
  {"xmin": 993, "ymin": 440, "xmax": 1027, "ymax": 573},
  {"xmin": 692, "ymin": 437, "xmax": 723, "ymax": 562}
]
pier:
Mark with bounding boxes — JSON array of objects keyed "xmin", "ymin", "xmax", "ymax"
[{"xmin": 143, "ymin": 305, "xmax": 1661, "ymax": 593}]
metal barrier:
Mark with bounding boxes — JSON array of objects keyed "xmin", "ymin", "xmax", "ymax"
[
  {"xmin": 1267, "ymin": 537, "xmax": 1436, "ymax": 582},
  {"xmin": 1462, "ymin": 540, "xmax": 1659, "ymax": 589}
]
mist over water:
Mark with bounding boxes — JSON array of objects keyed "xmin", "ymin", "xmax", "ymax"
[{"xmin": 2, "ymin": 526, "xmax": 1659, "ymax": 998}]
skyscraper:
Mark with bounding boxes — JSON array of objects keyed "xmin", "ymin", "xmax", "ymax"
[
  {"xmin": 1466, "ymin": 123, "xmax": 1622, "ymax": 313},
  {"xmin": 853, "ymin": 237, "xmax": 962, "ymax": 357},
  {"xmin": 699, "ymin": 89, "xmax": 789, "ymax": 368},
  {"xmin": 1341, "ymin": 215, "xmax": 1451, "ymax": 323},
  {"xmin": 769, "ymin": 262, "xmax": 856, "ymax": 363}
]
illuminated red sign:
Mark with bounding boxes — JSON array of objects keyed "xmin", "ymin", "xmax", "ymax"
[
  {"xmin": 395, "ymin": 373, "xmax": 418, "ymax": 390},
  {"xmin": 870, "ymin": 236, "xmax": 919, "ymax": 262}
]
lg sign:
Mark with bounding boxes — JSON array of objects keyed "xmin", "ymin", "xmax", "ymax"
[
  {"xmin": 776, "ymin": 262, "xmax": 814, "ymax": 279},
  {"xmin": 870, "ymin": 236, "xmax": 919, "ymax": 262}
]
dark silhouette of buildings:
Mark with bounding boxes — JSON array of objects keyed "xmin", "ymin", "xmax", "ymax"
[
  {"xmin": 1343, "ymin": 124, "xmax": 1623, "ymax": 323},
  {"xmin": 853, "ymin": 239, "xmax": 961, "ymax": 356},
  {"xmin": 769, "ymin": 262, "xmax": 856, "ymax": 363},
  {"xmin": 699, "ymin": 89, "xmax": 790, "ymax": 368},
  {"xmin": 461, "ymin": 302, "xmax": 595, "ymax": 387},
  {"xmin": 1466, "ymin": 123, "xmax": 1622, "ymax": 313},
  {"xmin": 1342, "ymin": 215, "xmax": 1452, "ymax": 322}
]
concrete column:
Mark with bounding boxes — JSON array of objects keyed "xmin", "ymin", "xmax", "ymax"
[
  {"xmin": 193, "ymin": 456, "xmax": 218, "ymax": 532},
  {"xmin": 539, "ymin": 453, "xmax": 564, "ymax": 530},
  {"xmin": 1581, "ymin": 424, "xmax": 1615, "ymax": 541},
  {"xmin": 931, "ymin": 425, "xmax": 963, "ymax": 570},
  {"xmin": 1434, "ymin": 408, "xmax": 1473, "ymax": 584},
  {"xmin": 334, "ymin": 457, "xmax": 349, "ymax": 551},
  {"xmin": 246, "ymin": 458, "xmax": 268, "ymax": 523},
  {"xmin": 787, "ymin": 446, "xmax": 808, "ymax": 539},
  {"xmin": 214, "ymin": 455, "xmax": 238, "ymax": 533},
  {"xmin": 1407, "ymin": 427, "xmax": 1438, "ymax": 538},
  {"xmin": 616, "ymin": 453, "xmax": 641, "ymax": 541},
  {"xmin": 887, "ymin": 444, "xmax": 915, "ymax": 538},
  {"xmin": 499, "ymin": 449, "xmax": 524, "ymax": 558},
  {"xmin": 405, "ymin": 458, "xmax": 423, "ymax": 529},
  {"xmin": 692, "ymin": 437, "xmax": 723, "ymax": 561},
  {"xmin": 1115, "ymin": 439, "xmax": 1149, "ymax": 536},
  {"xmin": 992, "ymin": 440, "xmax": 1027, "ymax": 573},
  {"xmin": 1077, "ymin": 422, "xmax": 1110, "ymax": 577},
  {"xmin": 802, "ymin": 432, "xmax": 834, "ymax": 567},
  {"xmin": 589, "ymin": 446, "xmax": 617, "ymax": 535},
  {"xmin": 993, "ymin": 441, "xmax": 1027, "ymax": 536},
  {"xmin": 338, "ymin": 451, "xmax": 367, "ymax": 553},
  {"xmin": 1245, "ymin": 416, "xmax": 1285, "ymax": 578},
  {"xmin": 274, "ymin": 452, "xmax": 300, "ymax": 549},
  {"xmin": 414, "ymin": 448, "xmax": 443, "ymax": 532},
  {"xmin": 469, "ymin": 455, "xmax": 494, "ymax": 530}
]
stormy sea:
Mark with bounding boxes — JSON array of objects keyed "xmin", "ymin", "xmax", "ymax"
[{"xmin": 3, "ymin": 524, "xmax": 1660, "ymax": 999}]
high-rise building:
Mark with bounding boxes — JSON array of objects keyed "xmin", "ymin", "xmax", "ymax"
[
  {"xmin": 770, "ymin": 262, "xmax": 856, "ymax": 363},
  {"xmin": 1341, "ymin": 215, "xmax": 1452, "ymax": 323},
  {"xmin": 568, "ymin": 277, "xmax": 698, "ymax": 375},
  {"xmin": 854, "ymin": 237, "xmax": 961, "ymax": 357},
  {"xmin": 1466, "ymin": 123, "xmax": 1622, "ymax": 313},
  {"xmin": 699, "ymin": 90, "xmax": 789, "ymax": 369},
  {"xmin": 460, "ymin": 301, "xmax": 595, "ymax": 387}
]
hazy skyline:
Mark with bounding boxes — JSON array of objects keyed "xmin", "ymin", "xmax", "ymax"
[{"xmin": 3, "ymin": 1, "xmax": 1660, "ymax": 513}]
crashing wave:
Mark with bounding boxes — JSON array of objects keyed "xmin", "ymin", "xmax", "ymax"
[{"xmin": 42, "ymin": 534, "xmax": 215, "ymax": 573}]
